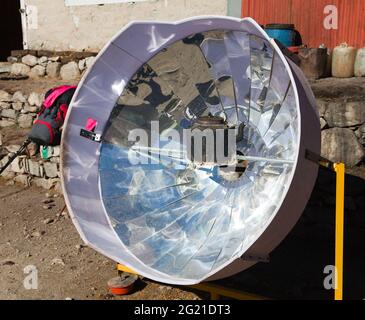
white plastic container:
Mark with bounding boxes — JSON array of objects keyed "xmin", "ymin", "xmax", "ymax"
[
  {"xmin": 354, "ymin": 47, "xmax": 365, "ymax": 77},
  {"xmin": 332, "ymin": 43, "xmax": 357, "ymax": 78}
]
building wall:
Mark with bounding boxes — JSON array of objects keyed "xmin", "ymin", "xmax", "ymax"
[
  {"xmin": 242, "ymin": 0, "xmax": 365, "ymax": 48},
  {"xmin": 23, "ymin": 0, "xmax": 228, "ymax": 51}
]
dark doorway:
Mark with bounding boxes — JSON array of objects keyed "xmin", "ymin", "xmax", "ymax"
[{"xmin": 0, "ymin": 0, "xmax": 23, "ymax": 61}]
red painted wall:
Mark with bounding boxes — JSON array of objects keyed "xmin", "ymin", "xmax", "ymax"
[{"xmin": 242, "ymin": 0, "xmax": 365, "ymax": 48}]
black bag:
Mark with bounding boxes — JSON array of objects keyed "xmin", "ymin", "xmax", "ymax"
[{"xmin": 28, "ymin": 85, "xmax": 76, "ymax": 146}]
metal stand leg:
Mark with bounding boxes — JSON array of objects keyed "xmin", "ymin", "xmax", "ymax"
[
  {"xmin": 306, "ymin": 150, "xmax": 346, "ymax": 300},
  {"xmin": 334, "ymin": 163, "xmax": 345, "ymax": 301}
]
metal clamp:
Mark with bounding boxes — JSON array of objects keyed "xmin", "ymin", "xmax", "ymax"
[{"xmin": 80, "ymin": 128, "xmax": 102, "ymax": 142}]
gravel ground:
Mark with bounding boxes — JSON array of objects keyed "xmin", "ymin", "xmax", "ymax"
[
  {"xmin": 0, "ymin": 166, "xmax": 364, "ymax": 300},
  {"xmin": 0, "ymin": 180, "xmax": 202, "ymax": 300}
]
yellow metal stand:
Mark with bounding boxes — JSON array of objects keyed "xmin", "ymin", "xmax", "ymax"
[
  {"xmin": 334, "ymin": 163, "xmax": 345, "ymax": 301},
  {"xmin": 116, "ymin": 160, "xmax": 346, "ymax": 301},
  {"xmin": 117, "ymin": 263, "xmax": 137, "ymax": 275}
]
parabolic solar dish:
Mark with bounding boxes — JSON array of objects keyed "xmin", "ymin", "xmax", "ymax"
[{"xmin": 61, "ymin": 17, "xmax": 320, "ymax": 285}]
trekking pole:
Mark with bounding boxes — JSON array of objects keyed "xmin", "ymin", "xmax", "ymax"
[{"xmin": 0, "ymin": 138, "xmax": 32, "ymax": 175}]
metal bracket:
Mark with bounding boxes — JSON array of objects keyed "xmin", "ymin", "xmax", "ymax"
[
  {"xmin": 305, "ymin": 149, "xmax": 335, "ymax": 170},
  {"xmin": 80, "ymin": 129, "xmax": 101, "ymax": 142}
]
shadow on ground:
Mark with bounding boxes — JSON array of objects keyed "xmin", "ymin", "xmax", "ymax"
[{"xmin": 192, "ymin": 167, "xmax": 365, "ymax": 300}]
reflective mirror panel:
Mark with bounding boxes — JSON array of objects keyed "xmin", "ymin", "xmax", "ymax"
[{"xmin": 99, "ymin": 30, "xmax": 299, "ymax": 281}]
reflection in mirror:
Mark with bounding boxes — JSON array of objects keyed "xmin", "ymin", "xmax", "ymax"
[{"xmin": 98, "ymin": 30, "xmax": 299, "ymax": 281}]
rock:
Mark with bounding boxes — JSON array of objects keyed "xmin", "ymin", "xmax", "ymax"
[
  {"xmin": 60, "ymin": 62, "xmax": 80, "ymax": 80},
  {"xmin": 0, "ymin": 170, "xmax": 13, "ymax": 180},
  {"xmin": 321, "ymin": 128, "xmax": 365, "ymax": 167},
  {"xmin": 0, "ymin": 155, "xmax": 10, "ymax": 167},
  {"xmin": 48, "ymin": 146, "xmax": 60, "ymax": 157},
  {"xmin": 1, "ymin": 260, "xmax": 15, "ymax": 266},
  {"xmin": 33, "ymin": 177, "xmax": 59, "ymax": 190},
  {"xmin": 320, "ymin": 117, "xmax": 327, "ymax": 129},
  {"xmin": 17, "ymin": 114, "xmax": 34, "ymax": 128},
  {"xmin": 85, "ymin": 56, "xmax": 95, "ymax": 69},
  {"xmin": 0, "ymin": 62, "xmax": 12, "ymax": 73},
  {"xmin": 46, "ymin": 62, "xmax": 61, "ymax": 78},
  {"xmin": 355, "ymin": 124, "xmax": 365, "ymax": 139},
  {"xmin": 51, "ymin": 257, "xmax": 65, "ymax": 266},
  {"xmin": 1, "ymin": 109, "xmax": 17, "ymax": 119},
  {"xmin": 12, "ymin": 91, "xmax": 27, "ymax": 103},
  {"xmin": 43, "ymin": 218, "xmax": 54, "ymax": 224},
  {"xmin": 50, "ymin": 157, "xmax": 60, "ymax": 164},
  {"xmin": 54, "ymin": 181, "xmax": 62, "ymax": 193},
  {"xmin": 42, "ymin": 199, "xmax": 54, "ymax": 204},
  {"xmin": 9, "ymin": 157, "xmax": 26, "ymax": 174},
  {"xmin": 23, "ymin": 104, "xmax": 38, "ymax": 113},
  {"xmin": 26, "ymin": 159, "xmax": 42, "ymax": 177},
  {"xmin": 11, "ymin": 63, "xmax": 31, "ymax": 76},
  {"xmin": 61, "ymin": 211, "xmax": 68, "ymax": 218},
  {"xmin": 29, "ymin": 65, "xmax": 46, "ymax": 78},
  {"xmin": 28, "ymin": 92, "xmax": 43, "ymax": 107},
  {"xmin": 21, "ymin": 54, "xmax": 38, "ymax": 67},
  {"xmin": 43, "ymin": 162, "xmax": 58, "ymax": 178},
  {"xmin": 0, "ymin": 119, "xmax": 15, "ymax": 127},
  {"xmin": 7, "ymin": 56, "xmax": 17, "ymax": 63},
  {"xmin": 0, "ymin": 133, "xmax": 2, "ymax": 146},
  {"xmin": 324, "ymin": 101, "xmax": 365, "ymax": 128},
  {"xmin": 5, "ymin": 145, "xmax": 21, "ymax": 153},
  {"xmin": 42, "ymin": 205, "xmax": 52, "ymax": 210},
  {"xmin": 78, "ymin": 59, "xmax": 86, "ymax": 71},
  {"xmin": 0, "ymin": 102, "xmax": 11, "ymax": 109},
  {"xmin": 0, "ymin": 90, "xmax": 12, "ymax": 102},
  {"xmin": 38, "ymin": 56, "xmax": 48, "ymax": 66},
  {"xmin": 316, "ymin": 100, "xmax": 327, "ymax": 117},
  {"xmin": 14, "ymin": 174, "xmax": 31, "ymax": 186},
  {"xmin": 49, "ymin": 56, "xmax": 60, "ymax": 62},
  {"xmin": 75, "ymin": 244, "xmax": 85, "ymax": 251},
  {"xmin": 26, "ymin": 142, "xmax": 39, "ymax": 157},
  {"xmin": 12, "ymin": 102, "xmax": 23, "ymax": 111},
  {"xmin": 31, "ymin": 230, "xmax": 44, "ymax": 238}
]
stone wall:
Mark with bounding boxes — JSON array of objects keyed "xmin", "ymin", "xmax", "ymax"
[
  {"xmin": 316, "ymin": 93, "xmax": 365, "ymax": 167},
  {"xmin": 0, "ymin": 90, "xmax": 42, "ymax": 128},
  {"xmin": 0, "ymin": 89, "xmax": 61, "ymax": 191},
  {"xmin": 0, "ymin": 82, "xmax": 364, "ymax": 192},
  {"xmin": 4, "ymin": 50, "xmax": 97, "ymax": 81},
  {"xmin": 0, "ymin": 145, "xmax": 61, "ymax": 192}
]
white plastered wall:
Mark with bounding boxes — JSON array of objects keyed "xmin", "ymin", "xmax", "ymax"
[{"xmin": 22, "ymin": 0, "xmax": 228, "ymax": 51}]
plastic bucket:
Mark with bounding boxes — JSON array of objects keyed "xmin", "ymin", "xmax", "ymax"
[{"xmin": 265, "ymin": 24, "xmax": 295, "ymax": 47}]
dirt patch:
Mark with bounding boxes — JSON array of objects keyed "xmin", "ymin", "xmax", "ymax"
[{"xmin": 0, "ymin": 180, "xmax": 201, "ymax": 300}]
